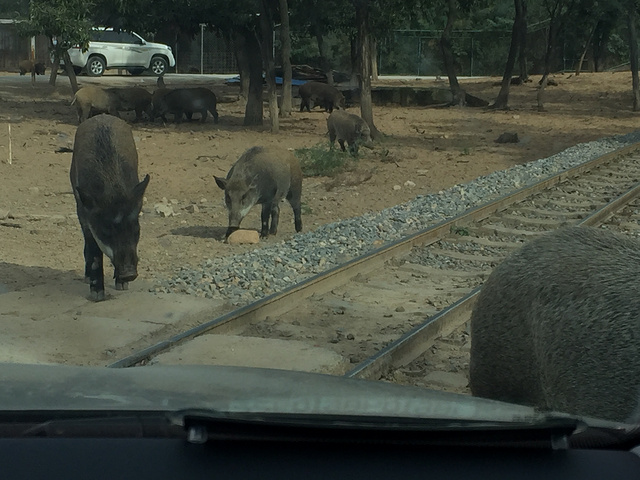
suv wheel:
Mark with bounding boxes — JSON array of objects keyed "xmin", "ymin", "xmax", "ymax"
[
  {"xmin": 150, "ymin": 56, "xmax": 168, "ymax": 76},
  {"xmin": 86, "ymin": 56, "xmax": 105, "ymax": 76}
]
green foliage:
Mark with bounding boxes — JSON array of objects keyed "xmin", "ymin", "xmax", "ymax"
[
  {"xmin": 18, "ymin": 0, "xmax": 93, "ymax": 54},
  {"xmin": 0, "ymin": 0, "xmax": 29, "ymax": 19},
  {"xmin": 294, "ymin": 143, "xmax": 353, "ymax": 177}
]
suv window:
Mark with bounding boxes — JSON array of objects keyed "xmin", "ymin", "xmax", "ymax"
[{"xmin": 90, "ymin": 30, "xmax": 142, "ymax": 45}]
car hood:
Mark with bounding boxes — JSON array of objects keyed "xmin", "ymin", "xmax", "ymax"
[
  {"xmin": 0, "ymin": 363, "xmax": 624, "ymax": 428},
  {"xmin": 144, "ymin": 41, "xmax": 171, "ymax": 50}
]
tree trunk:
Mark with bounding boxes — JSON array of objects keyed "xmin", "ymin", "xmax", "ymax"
[
  {"xmin": 279, "ymin": 0, "xmax": 293, "ymax": 115},
  {"xmin": 350, "ymin": 34, "xmax": 359, "ymax": 84},
  {"xmin": 242, "ymin": 28, "xmax": 264, "ymax": 126},
  {"xmin": 592, "ymin": 18, "xmax": 615, "ymax": 72},
  {"xmin": 537, "ymin": 8, "xmax": 562, "ymax": 111},
  {"xmin": 492, "ymin": 0, "xmax": 523, "ymax": 109},
  {"xmin": 355, "ymin": 0, "xmax": 380, "ymax": 139},
  {"xmin": 62, "ymin": 50, "xmax": 79, "ymax": 93},
  {"xmin": 233, "ymin": 31, "xmax": 251, "ymax": 99},
  {"xmin": 537, "ymin": 73, "xmax": 548, "ymax": 111},
  {"xmin": 517, "ymin": 0, "xmax": 528, "ymax": 82},
  {"xmin": 315, "ymin": 30, "xmax": 334, "ymax": 86},
  {"xmin": 575, "ymin": 24, "xmax": 596, "ymax": 75},
  {"xmin": 628, "ymin": 7, "xmax": 640, "ymax": 111},
  {"xmin": 371, "ymin": 37, "xmax": 378, "ymax": 80},
  {"xmin": 440, "ymin": 0, "xmax": 465, "ymax": 106},
  {"xmin": 259, "ymin": 0, "xmax": 279, "ymax": 133},
  {"xmin": 48, "ymin": 37, "xmax": 59, "ymax": 87}
]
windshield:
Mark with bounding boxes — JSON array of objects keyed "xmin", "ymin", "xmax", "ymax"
[{"xmin": 2, "ymin": 1, "xmax": 640, "ymax": 435}]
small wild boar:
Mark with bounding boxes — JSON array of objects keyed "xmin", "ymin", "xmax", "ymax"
[
  {"xmin": 469, "ymin": 226, "xmax": 640, "ymax": 423},
  {"xmin": 327, "ymin": 110, "xmax": 374, "ymax": 156},
  {"xmin": 19, "ymin": 60, "xmax": 46, "ymax": 85},
  {"xmin": 298, "ymin": 81, "xmax": 345, "ymax": 113},
  {"xmin": 214, "ymin": 146, "xmax": 302, "ymax": 239},
  {"xmin": 71, "ymin": 86, "xmax": 120, "ymax": 124},
  {"xmin": 19, "ymin": 59, "xmax": 46, "ymax": 76},
  {"xmin": 106, "ymin": 87, "xmax": 153, "ymax": 122},
  {"xmin": 70, "ymin": 114, "xmax": 150, "ymax": 301},
  {"xmin": 152, "ymin": 87, "xmax": 218, "ymax": 123}
]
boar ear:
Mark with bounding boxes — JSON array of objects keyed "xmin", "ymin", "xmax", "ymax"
[
  {"xmin": 214, "ymin": 176, "xmax": 227, "ymax": 190},
  {"xmin": 75, "ymin": 186, "xmax": 96, "ymax": 210},
  {"xmin": 132, "ymin": 174, "xmax": 150, "ymax": 203}
]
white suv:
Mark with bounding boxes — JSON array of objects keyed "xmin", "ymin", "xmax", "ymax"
[{"xmin": 65, "ymin": 28, "xmax": 176, "ymax": 76}]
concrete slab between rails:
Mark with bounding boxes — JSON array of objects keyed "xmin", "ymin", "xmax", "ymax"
[
  {"xmin": 0, "ymin": 280, "xmax": 218, "ymax": 366},
  {"xmin": 150, "ymin": 334, "xmax": 350, "ymax": 375}
]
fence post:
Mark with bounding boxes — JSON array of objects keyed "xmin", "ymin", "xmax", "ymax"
[{"xmin": 200, "ymin": 24, "xmax": 205, "ymax": 74}]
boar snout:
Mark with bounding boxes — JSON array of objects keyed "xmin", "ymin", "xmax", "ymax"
[{"xmin": 224, "ymin": 226, "xmax": 239, "ymax": 240}]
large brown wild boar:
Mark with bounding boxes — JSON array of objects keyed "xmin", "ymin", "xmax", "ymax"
[
  {"xmin": 214, "ymin": 146, "xmax": 302, "ymax": 239},
  {"xmin": 327, "ymin": 110, "xmax": 374, "ymax": 156},
  {"xmin": 70, "ymin": 114, "xmax": 150, "ymax": 301},
  {"xmin": 71, "ymin": 86, "xmax": 119, "ymax": 124},
  {"xmin": 298, "ymin": 81, "xmax": 345, "ymax": 113},
  {"xmin": 469, "ymin": 226, "xmax": 640, "ymax": 423}
]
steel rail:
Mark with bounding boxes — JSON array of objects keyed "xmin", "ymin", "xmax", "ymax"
[
  {"xmin": 108, "ymin": 143, "xmax": 640, "ymax": 369},
  {"xmin": 345, "ymin": 179, "xmax": 640, "ymax": 380}
]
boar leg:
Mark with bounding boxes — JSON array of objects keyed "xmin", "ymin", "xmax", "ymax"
[
  {"xmin": 325, "ymin": 100, "xmax": 334, "ymax": 113},
  {"xmin": 338, "ymin": 139, "xmax": 347, "ymax": 152},
  {"xmin": 81, "ymin": 225, "xmax": 105, "ymax": 301},
  {"xmin": 260, "ymin": 203, "xmax": 276, "ymax": 237},
  {"xmin": 269, "ymin": 203, "xmax": 281, "ymax": 236},
  {"xmin": 328, "ymin": 131, "xmax": 336, "ymax": 150},
  {"xmin": 291, "ymin": 203, "xmax": 302, "ymax": 232},
  {"xmin": 210, "ymin": 107, "xmax": 219, "ymax": 124},
  {"xmin": 199, "ymin": 109, "xmax": 208, "ymax": 123},
  {"xmin": 287, "ymin": 191, "xmax": 303, "ymax": 233}
]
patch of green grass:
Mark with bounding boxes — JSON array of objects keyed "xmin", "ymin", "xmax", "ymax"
[
  {"xmin": 294, "ymin": 143, "xmax": 353, "ymax": 177},
  {"xmin": 300, "ymin": 202, "xmax": 313, "ymax": 215},
  {"xmin": 460, "ymin": 147, "xmax": 471, "ymax": 156}
]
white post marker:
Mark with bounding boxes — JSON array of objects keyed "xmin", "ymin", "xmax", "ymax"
[{"xmin": 7, "ymin": 123, "xmax": 12, "ymax": 165}]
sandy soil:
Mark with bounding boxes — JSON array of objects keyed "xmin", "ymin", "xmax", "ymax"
[{"xmin": 1, "ymin": 71, "xmax": 639, "ymax": 292}]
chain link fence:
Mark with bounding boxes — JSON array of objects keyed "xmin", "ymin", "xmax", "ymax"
[
  {"xmin": 175, "ymin": 27, "xmax": 237, "ymax": 74},
  {"xmin": 379, "ymin": 26, "xmax": 556, "ymax": 77}
]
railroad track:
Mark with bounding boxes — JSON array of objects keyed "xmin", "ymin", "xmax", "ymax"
[{"xmin": 109, "ymin": 143, "xmax": 640, "ymax": 390}]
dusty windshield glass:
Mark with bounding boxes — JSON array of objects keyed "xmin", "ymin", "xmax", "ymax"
[{"xmin": 1, "ymin": 0, "xmax": 640, "ymax": 428}]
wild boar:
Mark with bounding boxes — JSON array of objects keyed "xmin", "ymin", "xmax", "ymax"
[
  {"xmin": 71, "ymin": 86, "xmax": 120, "ymax": 124},
  {"xmin": 298, "ymin": 81, "xmax": 345, "ymax": 113},
  {"xmin": 327, "ymin": 110, "xmax": 374, "ymax": 156},
  {"xmin": 70, "ymin": 114, "xmax": 150, "ymax": 301},
  {"xmin": 214, "ymin": 146, "xmax": 302, "ymax": 239},
  {"xmin": 19, "ymin": 59, "xmax": 46, "ymax": 85},
  {"xmin": 469, "ymin": 226, "xmax": 640, "ymax": 423},
  {"xmin": 19, "ymin": 59, "xmax": 46, "ymax": 76},
  {"xmin": 152, "ymin": 87, "xmax": 218, "ymax": 123},
  {"xmin": 106, "ymin": 87, "xmax": 153, "ymax": 122}
]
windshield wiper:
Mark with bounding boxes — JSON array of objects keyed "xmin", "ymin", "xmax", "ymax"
[{"xmin": 170, "ymin": 408, "xmax": 582, "ymax": 449}]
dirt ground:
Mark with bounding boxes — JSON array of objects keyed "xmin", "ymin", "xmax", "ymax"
[{"xmin": 1, "ymin": 71, "xmax": 639, "ymax": 294}]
